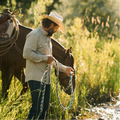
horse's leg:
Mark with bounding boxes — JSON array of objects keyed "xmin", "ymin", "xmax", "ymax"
[
  {"xmin": 15, "ymin": 69, "xmax": 28, "ymax": 95},
  {"xmin": 1, "ymin": 67, "xmax": 13, "ymax": 98}
]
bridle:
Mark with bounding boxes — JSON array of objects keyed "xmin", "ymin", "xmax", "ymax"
[{"xmin": 59, "ymin": 53, "xmax": 75, "ymax": 92}]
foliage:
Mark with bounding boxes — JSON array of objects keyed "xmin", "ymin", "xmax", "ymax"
[
  {"xmin": 0, "ymin": 0, "xmax": 55, "ymax": 27},
  {"xmin": 46, "ymin": 0, "xmax": 62, "ymax": 14},
  {"xmin": 0, "ymin": 0, "xmax": 37, "ymax": 14},
  {"xmin": 0, "ymin": 16, "xmax": 119, "ymax": 119},
  {"xmin": 0, "ymin": 79, "xmax": 31, "ymax": 120},
  {"xmin": 0, "ymin": 0, "xmax": 119, "ymax": 38},
  {"xmin": 33, "ymin": 0, "xmax": 53, "ymax": 28},
  {"xmin": 53, "ymin": 17, "xmax": 119, "ymax": 105},
  {"xmin": 55, "ymin": 0, "xmax": 120, "ymax": 38},
  {"xmin": 0, "ymin": 0, "xmax": 119, "ymax": 119}
]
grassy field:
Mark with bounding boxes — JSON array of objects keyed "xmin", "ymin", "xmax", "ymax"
[{"xmin": 0, "ymin": 17, "xmax": 119, "ymax": 119}]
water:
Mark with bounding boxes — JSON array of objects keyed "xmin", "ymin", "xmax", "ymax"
[
  {"xmin": 91, "ymin": 101, "xmax": 120, "ymax": 120},
  {"xmin": 77, "ymin": 93, "xmax": 120, "ymax": 120}
]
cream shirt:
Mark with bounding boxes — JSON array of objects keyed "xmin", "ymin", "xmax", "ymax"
[{"xmin": 23, "ymin": 26, "xmax": 67, "ymax": 84}]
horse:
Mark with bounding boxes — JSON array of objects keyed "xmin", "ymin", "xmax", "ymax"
[{"xmin": 0, "ymin": 15, "xmax": 76, "ymax": 98}]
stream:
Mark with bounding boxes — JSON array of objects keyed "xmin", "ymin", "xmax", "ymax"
[{"xmin": 77, "ymin": 93, "xmax": 120, "ymax": 120}]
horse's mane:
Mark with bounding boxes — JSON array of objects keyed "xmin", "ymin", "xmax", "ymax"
[
  {"xmin": 19, "ymin": 24, "xmax": 66, "ymax": 51},
  {"xmin": 19, "ymin": 24, "xmax": 66, "ymax": 56},
  {"xmin": 51, "ymin": 38, "xmax": 66, "ymax": 50}
]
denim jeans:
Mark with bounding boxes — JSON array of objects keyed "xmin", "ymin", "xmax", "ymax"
[{"xmin": 27, "ymin": 80, "xmax": 50, "ymax": 120}]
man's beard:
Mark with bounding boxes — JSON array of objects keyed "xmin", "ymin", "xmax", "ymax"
[{"xmin": 47, "ymin": 27, "xmax": 54, "ymax": 36}]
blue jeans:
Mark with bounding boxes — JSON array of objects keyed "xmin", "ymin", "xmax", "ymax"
[{"xmin": 27, "ymin": 80, "xmax": 50, "ymax": 120}]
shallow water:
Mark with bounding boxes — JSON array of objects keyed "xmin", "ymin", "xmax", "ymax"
[
  {"xmin": 91, "ymin": 101, "xmax": 120, "ymax": 119},
  {"xmin": 77, "ymin": 93, "xmax": 120, "ymax": 120}
]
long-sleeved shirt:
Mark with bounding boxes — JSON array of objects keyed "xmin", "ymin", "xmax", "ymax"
[{"xmin": 23, "ymin": 26, "xmax": 67, "ymax": 84}]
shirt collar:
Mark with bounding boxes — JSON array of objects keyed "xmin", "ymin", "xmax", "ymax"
[{"xmin": 38, "ymin": 26, "xmax": 48, "ymax": 36}]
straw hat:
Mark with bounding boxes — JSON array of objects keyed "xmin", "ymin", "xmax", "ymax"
[{"xmin": 41, "ymin": 12, "xmax": 65, "ymax": 33}]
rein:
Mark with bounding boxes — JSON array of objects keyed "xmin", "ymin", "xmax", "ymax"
[
  {"xmin": 60, "ymin": 76, "xmax": 72, "ymax": 91},
  {"xmin": 39, "ymin": 60, "xmax": 74, "ymax": 113},
  {"xmin": 55, "ymin": 60, "xmax": 74, "ymax": 110}
]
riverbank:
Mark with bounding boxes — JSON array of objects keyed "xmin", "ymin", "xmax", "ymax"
[{"xmin": 77, "ymin": 93, "xmax": 120, "ymax": 120}]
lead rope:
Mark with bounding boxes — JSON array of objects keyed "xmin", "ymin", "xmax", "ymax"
[
  {"xmin": 38, "ymin": 60, "xmax": 74, "ymax": 119},
  {"xmin": 55, "ymin": 60, "xmax": 74, "ymax": 110},
  {"xmin": 37, "ymin": 65, "xmax": 48, "ymax": 119},
  {"xmin": 39, "ymin": 65, "xmax": 48, "ymax": 111}
]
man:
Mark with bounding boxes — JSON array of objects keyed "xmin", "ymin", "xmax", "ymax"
[{"xmin": 23, "ymin": 12, "xmax": 74, "ymax": 120}]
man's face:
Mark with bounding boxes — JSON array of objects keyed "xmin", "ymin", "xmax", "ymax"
[{"xmin": 47, "ymin": 25, "xmax": 59, "ymax": 36}]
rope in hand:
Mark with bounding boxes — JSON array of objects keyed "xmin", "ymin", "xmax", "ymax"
[
  {"xmin": 37, "ymin": 65, "xmax": 48, "ymax": 119},
  {"xmin": 55, "ymin": 60, "xmax": 74, "ymax": 110},
  {"xmin": 39, "ymin": 60, "xmax": 74, "ymax": 114}
]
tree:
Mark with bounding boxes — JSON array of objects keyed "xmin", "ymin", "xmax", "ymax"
[
  {"xmin": 55, "ymin": 0, "xmax": 119, "ymax": 38},
  {"xmin": 0, "ymin": 0, "xmax": 7, "ymax": 6},
  {"xmin": 15, "ymin": 0, "xmax": 37, "ymax": 14},
  {"xmin": 0, "ymin": 0, "xmax": 55, "ymax": 27},
  {"xmin": 0, "ymin": 0, "xmax": 37, "ymax": 14},
  {"xmin": 46, "ymin": 0, "xmax": 62, "ymax": 14}
]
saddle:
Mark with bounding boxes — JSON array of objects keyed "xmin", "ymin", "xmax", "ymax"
[
  {"xmin": 0, "ymin": 21, "xmax": 9, "ymax": 39},
  {"xmin": 0, "ymin": 8, "xmax": 11, "ymax": 39},
  {"xmin": 0, "ymin": 8, "xmax": 21, "ymax": 57}
]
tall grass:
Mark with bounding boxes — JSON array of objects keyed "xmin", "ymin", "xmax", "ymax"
[
  {"xmin": 0, "ymin": 17, "xmax": 119, "ymax": 119},
  {"xmin": 0, "ymin": 79, "xmax": 31, "ymax": 119}
]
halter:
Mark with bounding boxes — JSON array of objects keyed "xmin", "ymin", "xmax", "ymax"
[{"xmin": 39, "ymin": 60, "xmax": 74, "ymax": 113}]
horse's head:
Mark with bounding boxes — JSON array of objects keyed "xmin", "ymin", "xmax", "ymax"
[
  {"xmin": 58, "ymin": 47, "xmax": 76, "ymax": 95},
  {"xmin": 51, "ymin": 38, "xmax": 76, "ymax": 95}
]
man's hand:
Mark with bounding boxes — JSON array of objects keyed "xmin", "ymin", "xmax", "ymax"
[
  {"xmin": 65, "ymin": 67, "xmax": 74, "ymax": 77},
  {"xmin": 47, "ymin": 55, "xmax": 55, "ymax": 64}
]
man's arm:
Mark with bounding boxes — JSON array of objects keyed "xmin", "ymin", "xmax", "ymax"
[
  {"xmin": 52, "ymin": 60, "xmax": 74, "ymax": 77},
  {"xmin": 23, "ymin": 31, "xmax": 48, "ymax": 62}
]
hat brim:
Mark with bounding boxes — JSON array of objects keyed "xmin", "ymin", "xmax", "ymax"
[{"xmin": 41, "ymin": 15, "xmax": 65, "ymax": 33}]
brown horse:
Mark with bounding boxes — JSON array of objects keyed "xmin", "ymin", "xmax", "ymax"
[{"xmin": 0, "ymin": 19, "xmax": 76, "ymax": 98}]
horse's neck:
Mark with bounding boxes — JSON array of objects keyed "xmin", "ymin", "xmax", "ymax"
[
  {"xmin": 18, "ymin": 26, "xmax": 66, "ymax": 62},
  {"xmin": 19, "ymin": 25, "xmax": 32, "ymax": 35},
  {"xmin": 16, "ymin": 25, "xmax": 32, "ymax": 49},
  {"xmin": 51, "ymin": 38, "xmax": 66, "ymax": 62}
]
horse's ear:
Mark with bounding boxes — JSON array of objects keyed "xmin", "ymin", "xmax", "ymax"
[
  {"xmin": 66, "ymin": 47, "xmax": 72, "ymax": 57},
  {"xmin": 70, "ymin": 46, "xmax": 72, "ymax": 53}
]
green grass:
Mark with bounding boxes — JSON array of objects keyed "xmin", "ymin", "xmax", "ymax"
[
  {"xmin": 0, "ymin": 17, "xmax": 119, "ymax": 119},
  {"xmin": 0, "ymin": 79, "xmax": 31, "ymax": 119}
]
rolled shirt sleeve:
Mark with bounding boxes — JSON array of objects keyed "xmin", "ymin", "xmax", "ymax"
[{"xmin": 52, "ymin": 60, "xmax": 67, "ymax": 73}]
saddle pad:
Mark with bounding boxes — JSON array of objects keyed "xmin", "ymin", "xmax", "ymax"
[{"xmin": 6, "ymin": 19, "xmax": 15, "ymax": 38}]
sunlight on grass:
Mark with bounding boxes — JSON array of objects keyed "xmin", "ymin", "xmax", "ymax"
[
  {"xmin": 0, "ymin": 15, "xmax": 119, "ymax": 120},
  {"xmin": 0, "ymin": 78, "xmax": 31, "ymax": 120}
]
